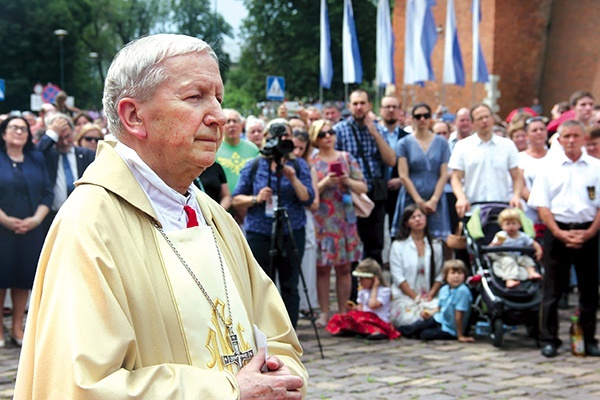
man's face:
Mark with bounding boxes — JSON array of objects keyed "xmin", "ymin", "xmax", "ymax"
[
  {"xmin": 379, "ymin": 97, "xmax": 400, "ymax": 125},
  {"xmin": 558, "ymin": 125, "xmax": 585, "ymax": 160},
  {"xmin": 472, "ymin": 106, "xmax": 493, "ymax": 136},
  {"xmin": 348, "ymin": 92, "xmax": 370, "ymax": 121},
  {"xmin": 455, "ymin": 109, "xmax": 472, "ymax": 137},
  {"xmin": 223, "ymin": 110, "xmax": 243, "ymax": 145},
  {"xmin": 135, "ymin": 52, "xmax": 225, "ymax": 190},
  {"xmin": 56, "ymin": 121, "xmax": 75, "ymax": 154},
  {"xmin": 323, "ymin": 107, "xmax": 340, "ymax": 123},
  {"xmin": 307, "ymin": 110, "xmax": 322, "ymax": 127},
  {"xmin": 574, "ymin": 96, "xmax": 594, "ymax": 124},
  {"xmin": 246, "ymin": 121, "xmax": 264, "ymax": 148},
  {"xmin": 432, "ymin": 122, "xmax": 449, "ymax": 140}
]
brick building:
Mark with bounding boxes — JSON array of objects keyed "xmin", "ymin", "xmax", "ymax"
[{"xmin": 391, "ymin": 0, "xmax": 600, "ymax": 119}]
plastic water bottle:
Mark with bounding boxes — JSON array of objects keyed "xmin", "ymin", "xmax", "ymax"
[
  {"xmin": 570, "ymin": 315, "xmax": 585, "ymax": 357},
  {"xmin": 342, "ymin": 193, "xmax": 356, "ymax": 224}
]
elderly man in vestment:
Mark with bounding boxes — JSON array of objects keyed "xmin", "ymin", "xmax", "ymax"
[{"xmin": 15, "ymin": 34, "xmax": 307, "ymax": 399}]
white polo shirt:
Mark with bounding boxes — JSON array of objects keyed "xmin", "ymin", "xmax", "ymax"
[
  {"xmin": 448, "ymin": 133, "xmax": 519, "ymax": 203},
  {"xmin": 528, "ymin": 152, "xmax": 600, "ymax": 224}
]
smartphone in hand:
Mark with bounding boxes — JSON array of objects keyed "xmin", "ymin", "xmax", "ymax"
[{"xmin": 329, "ymin": 161, "xmax": 343, "ymax": 177}]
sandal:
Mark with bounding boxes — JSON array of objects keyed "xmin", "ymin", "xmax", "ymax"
[{"xmin": 315, "ymin": 312, "xmax": 329, "ymax": 328}]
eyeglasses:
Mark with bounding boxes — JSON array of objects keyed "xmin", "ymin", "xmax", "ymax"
[
  {"xmin": 524, "ymin": 116, "xmax": 549, "ymax": 128},
  {"xmin": 82, "ymin": 137, "xmax": 102, "ymax": 143},
  {"xmin": 317, "ymin": 130, "xmax": 336, "ymax": 139},
  {"xmin": 413, "ymin": 113, "xmax": 431, "ymax": 120},
  {"xmin": 226, "ymin": 119, "xmax": 240, "ymax": 125},
  {"xmin": 6, "ymin": 125, "xmax": 28, "ymax": 133}
]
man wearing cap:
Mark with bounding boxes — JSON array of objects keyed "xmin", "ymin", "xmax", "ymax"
[{"xmin": 529, "ymin": 120, "xmax": 600, "ymax": 358}]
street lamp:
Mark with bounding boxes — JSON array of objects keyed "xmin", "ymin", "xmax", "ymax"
[{"xmin": 54, "ymin": 29, "xmax": 68, "ymax": 90}]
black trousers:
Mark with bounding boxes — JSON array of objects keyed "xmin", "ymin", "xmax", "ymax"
[
  {"xmin": 246, "ymin": 228, "xmax": 305, "ymax": 329},
  {"xmin": 357, "ymin": 198, "xmax": 386, "ymax": 265},
  {"xmin": 539, "ymin": 222, "xmax": 599, "ymax": 346}
]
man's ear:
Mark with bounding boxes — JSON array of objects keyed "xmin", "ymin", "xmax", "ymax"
[{"xmin": 118, "ymin": 98, "xmax": 147, "ymax": 140}]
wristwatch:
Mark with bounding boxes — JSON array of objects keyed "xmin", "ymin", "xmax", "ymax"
[{"xmin": 252, "ymin": 196, "xmax": 257, "ymax": 205}]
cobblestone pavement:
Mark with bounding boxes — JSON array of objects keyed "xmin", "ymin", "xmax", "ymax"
[{"xmin": 1, "ymin": 295, "xmax": 599, "ymax": 399}]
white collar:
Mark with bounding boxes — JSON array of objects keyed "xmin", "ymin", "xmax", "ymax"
[{"xmin": 114, "ymin": 142, "xmax": 205, "ymax": 231}]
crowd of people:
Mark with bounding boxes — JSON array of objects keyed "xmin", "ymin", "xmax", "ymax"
[{"xmin": 1, "ymin": 34, "xmax": 600, "ymax": 396}]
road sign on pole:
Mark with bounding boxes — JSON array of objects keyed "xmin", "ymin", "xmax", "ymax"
[{"xmin": 266, "ymin": 76, "xmax": 285, "ymax": 101}]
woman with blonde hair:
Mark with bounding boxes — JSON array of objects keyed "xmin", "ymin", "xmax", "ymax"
[
  {"xmin": 75, "ymin": 123, "xmax": 104, "ymax": 152},
  {"xmin": 309, "ymin": 119, "xmax": 367, "ymax": 327}
]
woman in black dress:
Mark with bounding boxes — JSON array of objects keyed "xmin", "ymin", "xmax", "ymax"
[{"xmin": 0, "ymin": 116, "xmax": 54, "ymax": 346}]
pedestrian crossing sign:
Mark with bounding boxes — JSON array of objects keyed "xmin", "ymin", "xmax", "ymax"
[{"xmin": 266, "ymin": 76, "xmax": 285, "ymax": 100}]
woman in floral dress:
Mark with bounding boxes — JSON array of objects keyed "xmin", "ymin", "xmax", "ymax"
[{"xmin": 309, "ymin": 119, "xmax": 367, "ymax": 327}]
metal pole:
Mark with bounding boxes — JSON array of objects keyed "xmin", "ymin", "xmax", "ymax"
[{"xmin": 54, "ymin": 29, "xmax": 68, "ymax": 90}]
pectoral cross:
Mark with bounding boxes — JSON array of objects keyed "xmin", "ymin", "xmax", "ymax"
[{"xmin": 222, "ymin": 330, "xmax": 254, "ymax": 369}]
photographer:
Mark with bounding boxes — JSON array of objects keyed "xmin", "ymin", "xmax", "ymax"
[{"xmin": 233, "ymin": 119, "xmax": 315, "ymax": 328}]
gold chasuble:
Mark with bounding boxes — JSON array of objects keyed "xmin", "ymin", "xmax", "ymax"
[
  {"xmin": 158, "ymin": 225, "xmax": 256, "ymax": 373},
  {"xmin": 14, "ymin": 141, "xmax": 307, "ymax": 399}
]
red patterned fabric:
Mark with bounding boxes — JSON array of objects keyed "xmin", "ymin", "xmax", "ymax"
[{"xmin": 325, "ymin": 310, "xmax": 400, "ymax": 339}]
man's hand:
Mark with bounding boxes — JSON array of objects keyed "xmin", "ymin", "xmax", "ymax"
[
  {"xmin": 455, "ymin": 198, "xmax": 470, "ymax": 218},
  {"xmin": 237, "ymin": 348, "xmax": 304, "ymax": 399},
  {"xmin": 256, "ymin": 187, "xmax": 273, "ymax": 204},
  {"xmin": 282, "ymin": 165, "xmax": 297, "ymax": 181},
  {"xmin": 508, "ymin": 195, "xmax": 522, "ymax": 209},
  {"xmin": 47, "ymin": 117, "xmax": 70, "ymax": 135},
  {"xmin": 387, "ymin": 177, "xmax": 402, "ymax": 191}
]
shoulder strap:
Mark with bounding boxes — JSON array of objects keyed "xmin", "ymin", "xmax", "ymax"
[{"xmin": 249, "ymin": 157, "xmax": 261, "ymax": 182}]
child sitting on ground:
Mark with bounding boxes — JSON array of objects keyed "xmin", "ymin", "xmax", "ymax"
[
  {"xmin": 326, "ymin": 258, "xmax": 400, "ymax": 340},
  {"xmin": 396, "ymin": 259, "xmax": 475, "ymax": 342},
  {"xmin": 488, "ymin": 208, "xmax": 543, "ymax": 288}
]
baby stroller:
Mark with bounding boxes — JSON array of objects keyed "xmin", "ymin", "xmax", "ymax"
[{"xmin": 462, "ymin": 202, "xmax": 543, "ymax": 347}]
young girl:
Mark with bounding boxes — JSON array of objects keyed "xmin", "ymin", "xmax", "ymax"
[
  {"xmin": 326, "ymin": 259, "xmax": 400, "ymax": 340},
  {"xmin": 396, "ymin": 260, "xmax": 475, "ymax": 342},
  {"xmin": 488, "ymin": 208, "xmax": 543, "ymax": 288}
]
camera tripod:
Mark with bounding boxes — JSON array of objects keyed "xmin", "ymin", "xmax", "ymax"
[{"xmin": 268, "ymin": 161, "xmax": 324, "ymax": 359}]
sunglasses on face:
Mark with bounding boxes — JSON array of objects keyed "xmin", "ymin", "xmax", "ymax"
[
  {"xmin": 413, "ymin": 113, "xmax": 431, "ymax": 120},
  {"xmin": 82, "ymin": 137, "xmax": 102, "ymax": 143},
  {"xmin": 317, "ymin": 130, "xmax": 336, "ymax": 139}
]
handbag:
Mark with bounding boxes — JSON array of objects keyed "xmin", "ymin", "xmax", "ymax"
[
  {"xmin": 446, "ymin": 222, "xmax": 467, "ymax": 250},
  {"xmin": 351, "ymin": 191, "xmax": 374, "ymax": 218}
]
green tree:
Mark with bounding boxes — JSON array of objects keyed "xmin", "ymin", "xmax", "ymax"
[{"xmin": 232, "ymin": 0, "xmax": 378, "ymax": 106}]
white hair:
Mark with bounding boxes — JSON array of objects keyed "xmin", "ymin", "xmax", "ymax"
[
  {"xmin": 102, "ymin": 34, "xmax": 217, "ymax": 138},
  {"xmin": 45, "ymin": 112, "xmax": 74, "ymax": 130},
  {"xmin": 245, "ymin": 115, "xmax": 265, "ymax": 130}
]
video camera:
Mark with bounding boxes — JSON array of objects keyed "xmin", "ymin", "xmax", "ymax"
[{"xmin": 260, "ymin": 123, "xmax": 293, "ymax": 161}]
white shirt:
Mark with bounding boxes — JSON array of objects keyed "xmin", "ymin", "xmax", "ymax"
[
  {"xmin": 518, "ymin": 151, "xmax": 548, "ymax": 223},
  {"xmin": 448, "ymin": 133, "xmax": 519, "ymax": 203},
  {"xmin": 52, "ymin": 149, "xmax": 78, "ymax": 211},
  {"xmin": 114, "ymin": 142, "xmax": 205, "ymax": 231},
  {"xmin": 389, "ymin": 236, "xmax": 444, "ymax": 301},
  {"xmin": 528, "ymin": 152, "xmax": 600, "ymax": 224}
]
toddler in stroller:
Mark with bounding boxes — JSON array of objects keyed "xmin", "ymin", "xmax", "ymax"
[
  {"xmin": 464, "ymin": 202, "xmax": 543, "ymax": 347},
  {"xmin": 488, "ymin": 208, "xmax": 543, "ymax": 288}
]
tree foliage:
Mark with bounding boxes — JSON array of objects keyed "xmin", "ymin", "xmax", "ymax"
[
  {"xmin": 0, "ymin": 0, "xmax": 232, "ymax": 113},
  {"xmin": 225, "ymin": 0, "xmax": 378, "ymax": 109}
]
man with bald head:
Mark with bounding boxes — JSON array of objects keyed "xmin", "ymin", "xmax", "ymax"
[
  {"xmin": 16, "ymin": 34, "xmax": 306, "ymax": 399},
  {"xmin": 217, "ymin": 108, "xmax": 259, "ymax": 194},
  {"xmin": 448, "ymin": 107, "xmax": 473, "ymax": 152}
]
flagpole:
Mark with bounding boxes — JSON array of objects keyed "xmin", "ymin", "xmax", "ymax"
[
  {"xmin": 319, "ymin": 85, "xmax": 323, "ymax": 105},
  {"xmin": 345, "ymin": 84, "xmax": 349, "ymax": 103}
]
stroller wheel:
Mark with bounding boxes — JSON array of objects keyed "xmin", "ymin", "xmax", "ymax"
[{"xmin": 490, "ymin": 319, "xmax": 504, "ymax": 348}]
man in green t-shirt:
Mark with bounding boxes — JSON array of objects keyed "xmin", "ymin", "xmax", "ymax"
[{"xmin": 217, "ymin": 109, "xmax": 260, "ymax": 194}]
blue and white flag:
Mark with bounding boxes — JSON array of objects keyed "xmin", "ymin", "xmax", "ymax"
[
  {"xmin": 342, "ymin": 0, "xmax": 363, "ymax": 84},
  {"xmin": 443, "ymin": 0, "xmax": 465, "ymax": 86},
  {"xmin": 320, "ymin": 0, "xmax": 334, "ymax": 89},
  {"xmin": 376, "ymin": 0, "xmax": 395, "ymax": 87},
  {"xmin": 472, "ymin": 0, "xmax": 489, "ymax": 83},
  {"xmin": 403, "ymin": 0, "xmax": 437, "ymax": 85}
]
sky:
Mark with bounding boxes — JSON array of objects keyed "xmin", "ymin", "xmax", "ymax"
[{"xmin": 216, "ymin": 0, "xmax": 248, "ymax": 62}]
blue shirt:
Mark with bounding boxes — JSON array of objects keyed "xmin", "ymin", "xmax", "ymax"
[
  {"xmin": 378, "ymin": 123, "xmax": 409, "ymax": 181},
  {"xmin": 334, "ymin": 116, "xmax": 387, "ymax": 190},
  {"xmin": 434, "ymin": 283, "xmax": 472, "ymax": 337},
  {"xmin": 233, "ymin": 157, "xmax": 315, "ymax": 235}
]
